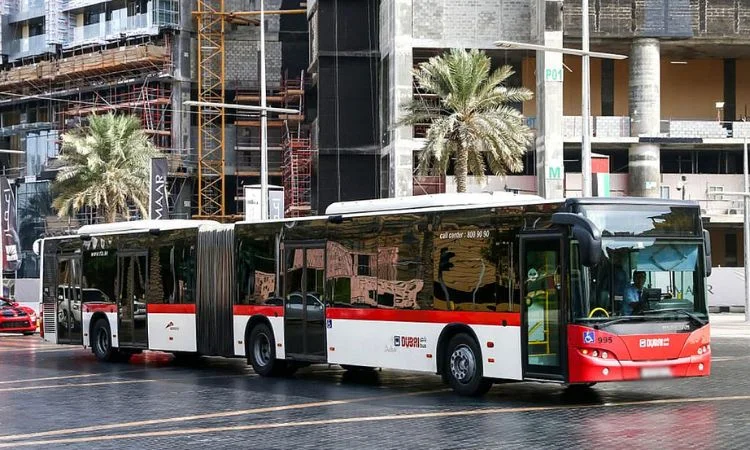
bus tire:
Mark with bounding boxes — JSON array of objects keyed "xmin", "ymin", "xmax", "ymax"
[
  {"xmin": 248, "ymin": 323, "xmax": 282, "ymax": 377},
  {"xmin": 443, "ymin": 333, "xmax": 493, "ymax": 397},
  {"xmin": 91, "ymin": 318, "xmax": 119, "ymax": 362}
]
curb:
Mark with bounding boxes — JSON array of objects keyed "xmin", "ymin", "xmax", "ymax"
[{"xmin": 709, "ymin": 306, "xmax": 746, "ymax": 314}]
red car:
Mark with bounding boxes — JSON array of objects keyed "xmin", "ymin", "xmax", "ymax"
[{"xmin": 0, "ymin": 297, "xmax": 37, "ymax": 335}]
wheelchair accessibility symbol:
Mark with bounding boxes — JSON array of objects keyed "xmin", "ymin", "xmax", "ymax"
[{"xmin": 583, "ymin": 330, "xmax": 595, "ymax": 344}]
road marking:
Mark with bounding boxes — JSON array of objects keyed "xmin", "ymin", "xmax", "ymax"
[
  {"xmin": 0, "ymin": 369, "xmax": 151, "ymax": 385},
  {"xmin": 0, "ymin": 388, "xmax": 449, "ymax": 441},
  {"xmin": 0, "ymin": 379, "xmax": 156, "ymax": 393},
  {"xmin": 0, "ymin": 373, "xmax": 105, "ymax": 384},
  {"xmin": 712, "ymin": 355, "xmax": 750, "ymax": 362},
  {"xmin": 0, "ymin": 347, "xmax": 79, "ymax": 354},
  {"xmin": 0, "ymin": 393, "xmax": 748, "ymax": 447}
]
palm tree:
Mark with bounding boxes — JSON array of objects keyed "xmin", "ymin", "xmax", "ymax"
[
  {"xmin": 52, "ymin": 113, "xmax": 162, "ymax": 223},
  {"xmin": 400, "ymin": 48, "xmax": 534, "ymax": 193}
]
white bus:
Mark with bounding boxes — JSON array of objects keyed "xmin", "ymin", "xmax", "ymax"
[{"xmin": 40, "ymin": 193, "xmax": 712, "ymax": 396}]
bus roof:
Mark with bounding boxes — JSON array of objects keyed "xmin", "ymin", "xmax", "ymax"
[
  {"xmin": 564, "ymin": 197, "xmax": 701, "ymax": 209},
  {"xmin": 77, "ymin": 219, "xmax": 220, "ymax": 236},
  {"xmin": 324, "ymin": 192, "xmax": 546, "ymax": 215}
]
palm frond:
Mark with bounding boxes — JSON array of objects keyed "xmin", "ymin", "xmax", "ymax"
[
  {"xmin": 397, "ymin": 49, "xmax": 534, "ymax": 191},
  {"xmin": 53, "ymin": 112, "xmax": 163, "ymax": 221}
]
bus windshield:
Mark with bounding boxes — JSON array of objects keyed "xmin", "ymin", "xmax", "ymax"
[
  {"xmin": 572, "ymin": 238, "xmax": 707, "ymax": 324},
  {"xmin": 577, "ymin": 204, "xmax": 701, "ymax": 237}
]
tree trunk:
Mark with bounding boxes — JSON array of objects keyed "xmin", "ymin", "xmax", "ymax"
[
  {"xmin": 105, "ymin": 209, "xmax": 117, "ymax": 223},
  {"xmin": 455, "ymin": 143, "xmax": 468, "ymax": 193}
]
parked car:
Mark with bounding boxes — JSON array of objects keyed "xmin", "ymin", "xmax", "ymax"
[
  {"xmin": 0, "ymin": 297, "xmax": 36, "ymax": 335},
  {"xmin": 57, "ymin": 286, "xmax": 112, "ymax": 331}
]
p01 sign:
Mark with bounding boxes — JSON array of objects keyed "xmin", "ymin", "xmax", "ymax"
[{"xmin": 545, "ymin": 67, "xmax": 563, "ymax": 82}]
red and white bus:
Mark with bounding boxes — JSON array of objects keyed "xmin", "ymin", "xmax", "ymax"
[{"xmin": 39, "ymin": 193, "xmax": 712, "ymax": 395}]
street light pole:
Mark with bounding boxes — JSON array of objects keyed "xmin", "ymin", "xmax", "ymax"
[
  {"xmin": 744, "ymin": 137, "xmax": 750, "ymax": 323},
  {"xmin": 581, "ymin": 0, "xmax": 592, "ymax": 197},
  {"xmin": 259, "ymin": 0, "xmax": 269, "ymax": 220},
  {"xmin": 721, "ymin": 137, "xmax": 750, "ymax": 323}
]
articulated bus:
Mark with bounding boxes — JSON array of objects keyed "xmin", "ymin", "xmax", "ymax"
[{"xmin": 39, "ymin": 193, "xmax": 712, "ymax": 396}]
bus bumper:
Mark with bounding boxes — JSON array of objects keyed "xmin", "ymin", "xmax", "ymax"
[
  {"xmin": 568, "ymin": 351, "xmax": 711, "ymax": 383},
  {"xmin": 567, "ymin": 325, "xmax": 711, "ymax": 384}
]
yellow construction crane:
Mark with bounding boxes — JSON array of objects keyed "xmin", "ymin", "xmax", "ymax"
[{"xmin": 193, "ymin": 2, "xmax": 306, "ymax": 220}]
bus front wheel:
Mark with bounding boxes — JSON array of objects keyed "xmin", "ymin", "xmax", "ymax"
[
  {"xmin": 91, "ymin": 318, "xmax": 120, "ymax": 362},
  {"xmin": 248, "ymin": 323, "xmax": 284, "ymax": 377},
  {"xmin": 443, "ymin": 333, "xmax": 493, "ymax": 397}
]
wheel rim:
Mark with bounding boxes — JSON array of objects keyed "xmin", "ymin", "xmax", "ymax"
[
  {"xmin": 253, "ymin": 332, "xmax": 272, "ymax": 367},
  {"xmin": 449, "ymin": 344, "xmax": 476, "ymax": 384},
  {"xmin": 96, "ymin": 326, "xmax": 110, "ymax": 355}
]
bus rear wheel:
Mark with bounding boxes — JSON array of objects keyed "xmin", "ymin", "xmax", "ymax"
[
  {"xmin": 443, "ymin": 333, "xmax": 493, "ymax": 397},
  {"xmin": 248, "ymin": 323, "xmax": 287, "ymax": 377},
  {"xmin": 91, "ymin": 318, "xmax": 120, "ymax": 362}
]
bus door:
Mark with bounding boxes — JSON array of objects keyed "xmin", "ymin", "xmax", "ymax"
[
  {"xmin": 283, "ymin": 242, "xmax": 326, "ymax": 361},
  {"xmin": 56, "ymin": 256, "xmax": 82, "ymax": 344},
  {"xmin": 520, "ymin": 234, "xmax": 566, "ymax": 380},
  {"xmin": 116, "ymin": 252, "xmax": 149, "ymax": 348}
]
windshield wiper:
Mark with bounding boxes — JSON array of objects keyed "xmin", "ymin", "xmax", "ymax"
[
  {"xmin": 642, "ymin": 308, "xmax": 707, "ymax": 326},
  {"xmin": 587, "ymin": 315, "xmax": 646, "ymax": 329}
]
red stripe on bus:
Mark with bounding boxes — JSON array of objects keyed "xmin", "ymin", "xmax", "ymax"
[
  {"xmin": 233, "ymin": 305, "xmax": 284, "ymax": 317},
  {"xmin": 82, "ymin": 303, "xmax": 117, "ymax": 313},
  {"xmin": 325, "ymin": 308, "xmax": 521, "ymax": 327},
  {"xmin": 147, "ymin": 304, "xmax": 196, "ymax": 314}
]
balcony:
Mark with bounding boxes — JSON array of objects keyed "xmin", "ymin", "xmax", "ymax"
[
  {"xmin": 7, "ymin": 0, "xmax": 45, "ymax": 23},
  {"xmin": 67, "ymin": 14, "xmax": 155, "ymax": 47},
  {"xmin": 71, "ymin": 23, "xmax": 105, "ymax": 45},
  {"xmin": 558, "ymin": 116, "xmax": 746, "ymax": 142},
  {"xmin": 5, "ymin": 34, "xmax": 56, "ymax": 62}
]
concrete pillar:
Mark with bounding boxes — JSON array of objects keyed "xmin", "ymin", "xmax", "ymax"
[
  {"xmin": 534, "ymin": 0, "xmax": 565, "ymax": 199},
  {"xmin": 628, "ymin": 38, "xmax": 661, "ymax": 198},
  {"xmin": 387, "ymin": 0, "xmax": 414, "ymax": 197},
  {"xmin": 169, "ymin": 0, "xmax": 196, "ymax": 218}
]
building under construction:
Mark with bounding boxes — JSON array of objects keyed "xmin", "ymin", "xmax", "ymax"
[{"xmin": 0, "ymin": 0, "xmax": 316, "ymax": 284}]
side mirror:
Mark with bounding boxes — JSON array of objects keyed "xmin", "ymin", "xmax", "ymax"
[
  {"xmin": 703, "ymin": 229, "xmax": 712, "ymax": 277},
  {"xmin": 552, "ymin": 212, "xmax": 602, "ymax": 267}
]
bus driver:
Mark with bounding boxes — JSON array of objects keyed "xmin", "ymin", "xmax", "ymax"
[{"xmin": 623, "ymin": 271, "xmax": 647, "ymax": 315}]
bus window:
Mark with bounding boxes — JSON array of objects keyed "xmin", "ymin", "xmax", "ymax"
[
  {"xmin": 149, "ymin": 240, "xmax": 196, "ymax": 305},
  {"xmin": 237, "ymin": 235, "xmax": 278, "ymax": 306},
  {"xmin": 432, "ymin": 229, "xmax": 514, "ymax": 312}
]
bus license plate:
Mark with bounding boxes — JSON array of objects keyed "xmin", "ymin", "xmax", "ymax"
[{"xmin": 640, "ymin": 367, "xmax": 672, "ymax": 379}]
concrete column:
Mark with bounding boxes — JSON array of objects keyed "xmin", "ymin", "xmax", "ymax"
[
  {"xmin": 170, "ymin": 0, "xmax": 196, "ymax": 218},
  {"xmin": 534, "ymin": 0, "xmax": 565, "ymax": 199},
  {"xmin": 388, "ymin": 0, "xmax": 414, "ymax": 197},
  {"xmin": 628, "ymin": 38, "xmax": 661, "ymax": 198}
]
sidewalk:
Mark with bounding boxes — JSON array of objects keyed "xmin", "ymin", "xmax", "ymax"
[{"xmin": 710, "ymin": 313, "xmax": 750, "ymax": 338}]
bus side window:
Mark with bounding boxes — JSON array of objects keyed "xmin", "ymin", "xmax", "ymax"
[
  {"xmin": 237, "ymin": 235, "xmax": 277, "ymax": 306},
  {"xmin": 432, "ymin": 230, "xmax": 510, "ymax": 313}
]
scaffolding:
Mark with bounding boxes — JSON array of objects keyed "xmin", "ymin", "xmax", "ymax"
[
  {"xmin": 61, "ymin": 84, "xmax": 171, "ymax": 144},
  {"xmin": 234, "ymin": 69, "xmax": 315, "ymax": 217},
  {"xmin": 282, "ymin": 136, "xmax": 314, "ymax": 217}
]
